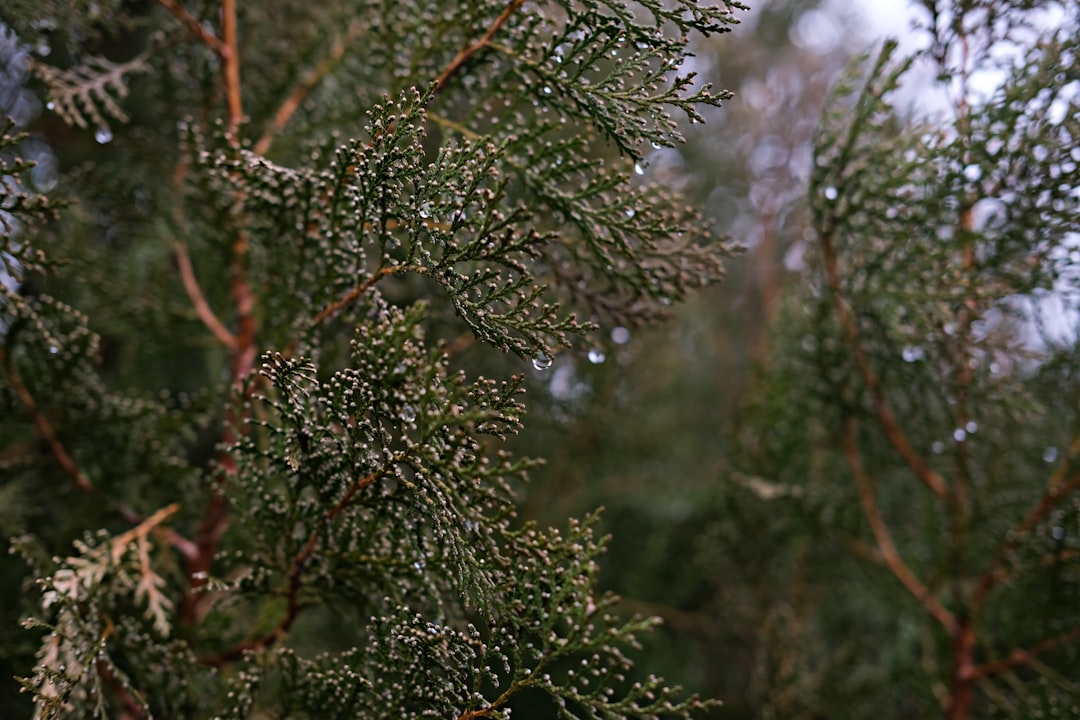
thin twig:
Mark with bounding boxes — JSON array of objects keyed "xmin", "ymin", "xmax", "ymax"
[
  {"xmin": 175, "ymin": 242, "xmax": 236, "ymax": 349},
  {"xmin": 843, "ymin": 417, "xmax": 957, "ymax": 631},
  {"xmin": 972, "ymin": 471, "xmax": 1080, "ymax": 610},
  {"xmin": 117, "ymin": 505, "xmax": 199, "ymax": 562},
  {"xmin": 310, "ymin": 265, "xmax": 407, "ymax": 328},
  {"xmin": 819, "ymin": 223, "xmax": 949, "ymax": 499},
  {"xmin": 96, "ymin": 660, "xmax": 148, "ymax": 720},
  {"xmin": 0, "ymin": 345, "xmax": 93, "ymax": 492},
  {"xmin": 157, "ymin": 0, "xmax": 224, "ymax": 53},
  {"xmin": 198, "ymin": 468, "xmax": 382, "ymax": 665},
  {"xmin": 965, "ymin": 625, "xmax": 1080, "ymax": 681},
  {"xmin": 254, "ymin": 25, "xmax": 360, "ymax": 156},
  {"xmin": 432, "ymin": 0, "xmax": 526, "ymax": 94}
]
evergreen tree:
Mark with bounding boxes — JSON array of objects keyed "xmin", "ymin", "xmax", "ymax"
[
  {"xmin": 731, "ymin": 2, "xmax": 1080, "ymax": 717},
  {"xmin": 0, "ymin": 1, "xmax": 743, "ymax": 717}
]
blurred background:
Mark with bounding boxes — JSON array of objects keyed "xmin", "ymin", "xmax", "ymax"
[{"xmin": 512, "ymin": 2, "xmax": 890, "ymax": 716}]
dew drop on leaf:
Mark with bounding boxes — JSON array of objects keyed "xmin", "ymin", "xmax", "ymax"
[{"xmin": 532, "ymin": 354, "xmax": 553, "ymax": 371}]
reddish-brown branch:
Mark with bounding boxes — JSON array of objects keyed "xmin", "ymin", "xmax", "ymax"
[
  {"xmin": 843, "ymin": 417, "xmax": 957, "ymax": 632},
  {"xmin": 432, "ymin": 0, "xmax": 526, "ymax": 94},
  {"xmin": 221, "ymin": 0, "xmax": 243, "ymax": 134},
  {"xmin": 180, "ymin": 0, "xmax": 254, "ymax": 624},
  {"xmin": 946, "ymin": 619, "xmax": 977, "ymax": 720},
  {"xmin": 198, "ymin": 468, "xmax": 382, "ymax": 665},
  {"xmin": 310, "ymin": 265, "xmax": 407, "ymax": 328},
  {"xmin": 972, "ymin": 471, "xmax": 1080, "ymax": 611},
  {"xmin": 156, "ymin": 0, "xmax": 224, "ymax": 52},
  {"xmin": 97, "ymin": 660, "xmax": 148, "ymax": 720},
  {"xmin": 254, "ymin": 25, "xmax": 359, "ymax": 156},
  {"xmin": 117, "ymin": 505, "xmax": 199, "ymax": 562},
  {"xmin": 175, "ymin": 241, "xmax": 237, "ymax": 349},
  {"xmin": 1, "ymin": 346, "xmax": 94, "ymax": 493},
  {"xmin": 964, "ymin": 625, "xmax": 1080, "ymax": 681},
  {"xmin": 820, "ymin": 226, "xmax": 949, "ymax": 499}
]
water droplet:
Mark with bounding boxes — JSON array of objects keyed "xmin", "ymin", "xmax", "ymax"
[
  {"xmin": 963, "ymin": 164, "xmax": 983, "ymax": 182},
  {"xmin": 1043, "ymin": 446, "xmax": 1058, "ymax": 463},
  {"xmin": 824, "ymin": 186, "xmax": 838, "ymax": 201},
  {"xmin": 633, "ymin": 162, "xmax": 645, "ymax": 176},
  {"xmin": 48, "ymin": 345, "xmax": 59, "ymax": 354},
  {"xmin": 902, "ymin": 346, "xmax": 924, "ymax": 362},
  {"xmin": 94, "ymin": 127, "xmax": 113, "ymax": 144},
  {"xmin": 964, "ymin": 420, "xmax": 977, "ymax": 434},
  {"xmin": 413, "ymin": 559, "xmax": 425, "ymax": 571},
  {"xmin": 543, "ymin": 85, "xmax": 553, "ymax": 95},
  {"xmin": 625, "ymin": 208, "xmax": 635, "ymax": 218},
  {"xmin": 400, "ymin": 404, "xmax": 416, "ymax": 422},
  {"xmin": 611, "ymin": 327, "xmax": 630, "ymax": 344},
  {"xmin": 932, "ymin": 441, "xmax": 945, "ymax": 454},
  {"xmin": 532, "ymin": 354, "xmax": 553, "ymax": 371},
  {"xmin": 1050, "ymin": 526, "xmax": 1064, "ymax": 540},
  {"xmin": 953, "ymin": 428, "xmax": 966, "ymax": 442},
  {"xmin": 46, "ymin": 101, "xmax": 55, "ymax": 111},
  {"xmin": 651, "ymin": 140, "xmax": 663, "ymax": 149},
  {"xmin": 587, "ymin": 349, "xmax": 606, "ymax": 364}
]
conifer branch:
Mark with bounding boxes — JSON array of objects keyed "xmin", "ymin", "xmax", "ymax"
[
  {"xmin": 843, "ymin": 417, "xmax": 957, "ymax": 631},
  {"xmin": 175, "ymin": 241, "xmax": 237, "ymax": 350},
  {"xmin": 432, "ymin": 0, "xmax": 525, "ymax": 94},
  {"xmin": 0, "ymin": 345, "xmax": 94, "ymax": 493},
  {"xmin": 200, "ymin": 467, "xmax": 384, "ymax": 666},
  {"xmin": 156, "ymin": 0, "xmax": 224, "ymax": 53},
  {"xmin": 221, "ymin": 0, "xmax": 243, "ymax": 135},
  {"xmin": 309, "ymin": 264, "xmax": 414, "ymax": 328},
  {"xmin": 96, "ymin": 660, "xmax": 149, "ymax": 720},
  {"xmin": 820, "ymin": 222, "xmax": 949, "ymax": 499},
  {"xmin": 254, "ymin": 26, "xmax": 359, "ymax": 156},
  {"xmin": 965, "ymin": 625, "xmax": 1080, "ymax": 681},
  {"xmin": 972, "ymin": 471, "xmax": 1080, "ymax": 610}
]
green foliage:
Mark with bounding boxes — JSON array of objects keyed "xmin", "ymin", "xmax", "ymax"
[
  {"xmin": 0, "ymin": 0, "xmax": 739, "ymax": 717},
  {"xmin": 729, "ymin": 4, "xmax": 1080, "ymax": 717}
]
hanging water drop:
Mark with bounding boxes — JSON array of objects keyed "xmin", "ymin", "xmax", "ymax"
[
  {"xmin": 400, "ymin": 404, "xmax": 416, "ymax": 422},
  {"xmin": 1043, "ymin": 446, "xmax": 1058, "ymax": 463},
  {"xmin": 611, "ymin": 326, "xmax": 630, "ymax": 344},
  {"xmin": 902, "ymin": 346, "xmax": 924, "ymax": 362},
  {"xmin": 532, "ymin": 353, "xmax": 553, "ymax": 371},
  {"xmin": 95, "ymin": 127, "xmax": 113, "ymax": 144},
  {"xmin": 633, "ymin": 162, "xmax": 645, "ymax": 176},
  {"xmin": 587, "ymin": 349, "xmax": 606, "ymax": 364}
]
